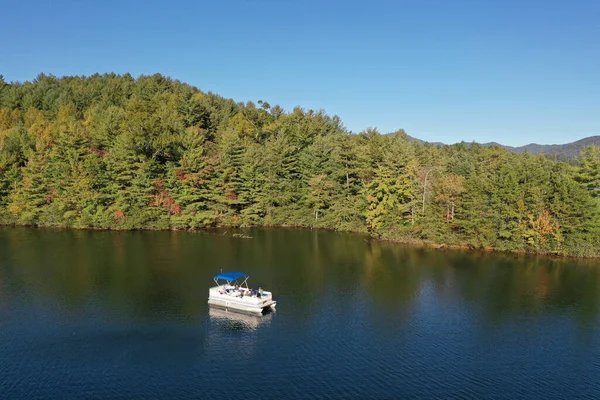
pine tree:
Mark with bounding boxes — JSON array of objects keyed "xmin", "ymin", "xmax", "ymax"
[{"xmin": 575, "ymin": 145, "xmax": 600, "ymax": 197}]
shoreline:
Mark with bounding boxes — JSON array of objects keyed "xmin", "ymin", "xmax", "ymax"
[{"xmin": 1, "ymin": 222, "xmax": 598, "ymax": 261}]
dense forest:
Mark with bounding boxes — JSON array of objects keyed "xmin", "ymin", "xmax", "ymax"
[{"xmin": 1, "ymin": 73, "xmax": 599, "ymax": 257}]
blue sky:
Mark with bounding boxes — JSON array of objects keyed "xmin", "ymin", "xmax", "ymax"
[{"xmin": 1, "ymin": 0, "xmax": 598, "ymax": 146}]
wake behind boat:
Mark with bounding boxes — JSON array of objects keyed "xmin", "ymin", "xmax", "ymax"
[{"xmin": 208, "ymin": 272, "xmax": 276, "ymax": 314}]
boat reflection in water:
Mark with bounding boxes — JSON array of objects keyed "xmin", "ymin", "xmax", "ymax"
[
  {"xmin": 205, "ymin": 306, "xmax": 273, "ymax": 360},
  {"xmin": 208, "ymin": 306, "xmax": 273, "ymax": 332}
]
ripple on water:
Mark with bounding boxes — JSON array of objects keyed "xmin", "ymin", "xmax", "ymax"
[{"xmin": 1, "ymin": 228, "xmax": 600, "ymax": 399}]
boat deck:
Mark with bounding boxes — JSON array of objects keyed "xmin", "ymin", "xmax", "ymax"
[{"xmin": 208, "ymin": 286, "xmax": 276, "ymax": 314}]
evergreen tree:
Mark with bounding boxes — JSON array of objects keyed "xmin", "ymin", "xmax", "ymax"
[
  {"xmin": 576, "ymin": 145, "xmax": 600, "ymax": 197},
  {"xmin": 0, "ymin": 73, "xmax": 598, "ymax": 257}
]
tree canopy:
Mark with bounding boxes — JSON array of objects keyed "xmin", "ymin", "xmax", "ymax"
[{"xmin": 1, "ymin": 73, "xmax": 599, "ymax": 257}]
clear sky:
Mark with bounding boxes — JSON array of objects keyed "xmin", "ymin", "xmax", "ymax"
[{"xmin": 1, "ymin": 0, "xmax": 598, "ymax": 146}]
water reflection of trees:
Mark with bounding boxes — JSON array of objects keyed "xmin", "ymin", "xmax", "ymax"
[
  {"xmin": 0, "ymin": 227, "xmax": 599, "ymax": 326},
  {"xmin": 361, "ymin": 241, "xmax": 426, "ymax": 310},
  {"xmin": 360, "ymin": 240, "xmax": 600, "ymax": 326},
  {"xmin": 0, "ymin": 228, "xmax": 208, "ymax": 319}
]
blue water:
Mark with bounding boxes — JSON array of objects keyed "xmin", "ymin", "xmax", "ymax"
[{"xmin": 1, "ymin": 228, "xmax": 599, "ymax": 399}]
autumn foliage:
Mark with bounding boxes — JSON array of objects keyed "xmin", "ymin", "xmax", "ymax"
[{"xmin": 0, "ymin": 73, "xmax": 598, "ymax": 257}]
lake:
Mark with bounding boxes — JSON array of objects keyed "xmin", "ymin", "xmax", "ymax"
[{"xmin": 1, "ymin": 227, "xmax": 599, "ymax": 399}]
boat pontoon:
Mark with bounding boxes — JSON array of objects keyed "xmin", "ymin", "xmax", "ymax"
[{"xmin": 208, "ymin": 272, "xmax": 276, "ymax": 314}]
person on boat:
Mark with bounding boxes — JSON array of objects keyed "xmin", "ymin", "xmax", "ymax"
[{"xmin": 258, "ymin": 287, "xmax": 263, "ymax": 297}]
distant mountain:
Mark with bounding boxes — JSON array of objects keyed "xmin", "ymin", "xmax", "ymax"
[
  {"xmin": 481, "ymin": 136, "xmax": 600, "ymax": 159},
  {"xmin": 409, "ymin": 135, "xmax": 600, "ymax": 159},
  {"xmin": 405, "ymin": 135, "xmax": 445, "ymax": 146}
]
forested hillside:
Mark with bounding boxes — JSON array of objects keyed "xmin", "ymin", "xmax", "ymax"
[{"xmin": 1, "ymin": 73, "xmax": 599, "ymax": 257}]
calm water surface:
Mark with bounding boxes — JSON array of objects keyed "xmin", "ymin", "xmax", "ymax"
[{"xmin": 1, "ymin": 227, "xmax": 600, "ymax": 399}]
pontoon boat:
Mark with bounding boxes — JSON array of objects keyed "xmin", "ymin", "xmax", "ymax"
[{"xmin": 208, "ymin": 272, "xmax": 276, "ymax": 314}]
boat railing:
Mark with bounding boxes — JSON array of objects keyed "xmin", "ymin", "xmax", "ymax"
[{"xmin": 209, "ymin": 286, "xmax": 272, "ymax": 302}]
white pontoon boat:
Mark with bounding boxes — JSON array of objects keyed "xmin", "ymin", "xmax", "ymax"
[{"xmin": 208, "ymin": 272, "xmax": 276, "ymax": 314}]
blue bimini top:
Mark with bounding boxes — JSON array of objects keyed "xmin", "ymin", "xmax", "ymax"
[{"xmin": 213, "ymin": 272, "xmax": 249, "ymax": 281}]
